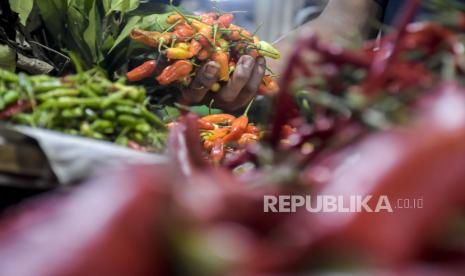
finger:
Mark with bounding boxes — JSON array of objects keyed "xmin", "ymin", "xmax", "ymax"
[
  {"xmin": 216, "ymin": 55, "xmax": 255, "ymax": 103},
  {"xmin": 235, "ymin": 56, "xmax": 266, "ymax": 108},
  {"xmin": 182, "ymin": 61, "xmax": 219, "ymax": 103}
]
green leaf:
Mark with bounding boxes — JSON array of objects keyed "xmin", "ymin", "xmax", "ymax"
[
  {"xmin": 108, "ymin": 15, "xmax": 140, "ymax": 53},
  {"xmin": 102, "ymin": 0, "xmax": 111, "ymax": 14},
  {"xmin": 9, "ymin": 0, "xmax": 34, "ymax": 25},
  {"xmin": 109, "ymin": 0, "xmax": 139, "ymax": 14},
  {"xmin": 139, "ymin": 12, "xmax": 171, "ymax": 32},
  {"xmin": 36, "ymin": 0, "xmax": 67, "ymax": 43},
  {"xmin": 0, "ymin": 45, "xmax": 16, "ymax": 72},
  {"xmin": 83, "ymin": 0, "xmax": 102, "ymax": 62},
  {"xmin": 67, "ymin": 6, "xmax": 93, "ymax": 66}
]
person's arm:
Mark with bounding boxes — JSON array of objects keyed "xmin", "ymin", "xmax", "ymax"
[{"xmin": 268, "ymin": 0, "xmax": 383, "ymax": 72}]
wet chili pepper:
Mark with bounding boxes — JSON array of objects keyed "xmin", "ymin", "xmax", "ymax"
[
  {"xmin": 223, "ymin": 115, "xmax": 248, "ymax": 143},
  {"xmin": 156, "ymin": 60, "xmax": 193, "ymax": 85},
  {"xmin": 258, "ymin": 75, "xmax": 279, "ymax": 96},
  {"xmin": 212, "ymin": 50, "xmax": 230, "ymax": 81},
  {"xmin": 238, "ymin": 133, "xmax": 259, "ymax": 146},
  {"xmin": 245, "ymin": 125, "xmax": 260, "ymax": 135},
  {"xmin": 197, "ymin": 118, "xmax": 215, "ymax": 130},
  {"xmin": 202, "ymin": 114, "xmax": 236, "ymax": 124},
  {"xmin": 201, "ymin": 127, "xmax": 230, "ymax": 141},
  {"xmin": 126, "ymin": 60, "xmax": 157, "ymax": 82}
]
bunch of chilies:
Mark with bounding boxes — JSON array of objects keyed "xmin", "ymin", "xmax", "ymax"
[{"xmin": 127, "ymin": 11, "xmax": 280, "ymax": 96}]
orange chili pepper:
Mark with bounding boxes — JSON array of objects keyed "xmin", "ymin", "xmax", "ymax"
[
  {"xmin": 210, "ymin": 138, "xmax": 225, "ymax": 164},
  {"xmin": 198, "ymin": 118, "xmax": 215, "ymax": 130},
  {"xmin": 191, "ymin": 20, "xmax": 211, "ymax": 32},
  {"xmin": 166, "ymin": 14, "xmax": 184, "ymax": 24},
  {"xmin": 129, "ymin": 29, "xmax": 171, "ymax": 48},
  {"xmin": 156, "ymin": 60, "xmax": 193, "ymax": 85},
  {"xmin": 189, "ymin": 39, "xmax": 202, "ymax": 56},
  {"xmin": 258, "ymin": 75, "xmax": 279, "ymax": 96},
  {"xmin": 202, "ymin": 114, "xmax": 236, "ymax": 124},
  {"xmin": 238, "ymin": 133, "xmax": 259, "ymax": 146},
  {"xmin": 203, "ymin": 140, "xmax": 214, "ymax": 150},
  {"xmin": 197, "ymin": 49, "xmax": 210, "ymax": 60},
  {"xmin": 166, "ymin": 47, "xmax": 193, "ymax": 60},
  {"xmin": 246, "ymin": 125, "xmax": 260, "ymax": 135},
  {"xmin": 212, "ymin": 50, "xmax": 230, "ymax": 81},
  {"xmin": 201, "ymin": 14, "xmax": 216, "ymax": 25},
  {"xmin": 126, "ymin": 60, "xmax": 157, "ymax": 82},
  {"xmin": 218, "ymin": 13, "xmax": 234, "ymax": 28},
  {"xmin": 173, "ymin": 24, "xmax": 195, "ymax": 41},
  {"xmin": 223, "ymin": 115, "xmax": 248, "ymax": 143}
]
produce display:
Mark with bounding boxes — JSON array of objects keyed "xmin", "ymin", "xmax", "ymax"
[
  {"xmin": 0, "ymin": 69, "xmax": 167, "ymax": 151},
  {"xmin": 2, "ymin": 0, "xmax": 465, "ymax": 275},
  {"xmin": 127, "ymin": 10, "xmax": 280, "ymax": 95}
]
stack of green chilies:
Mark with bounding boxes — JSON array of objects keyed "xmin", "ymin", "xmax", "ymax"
[{"xmin": 0, "ymin": 68, "xmax": 167, "ymax": 151}]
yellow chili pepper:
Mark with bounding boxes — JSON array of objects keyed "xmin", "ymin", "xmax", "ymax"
[{"xmin": 166, "ymin": 47, "xmax": 193, "ymax": 60}]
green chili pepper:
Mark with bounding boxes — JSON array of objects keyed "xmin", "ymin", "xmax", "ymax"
[
  {"xmin": 115, "ymin": 105, "xmax": 142, "ymax": 116},
  {"xmin": 117, "ymin": 114, "xmax": 138, "ymax": 126},
  {"xmin": 91, "ymin": 120, "xmax": 114, "ymax": 133},
  {"xmin": 115, "ymin": 136, "xmax": 129, "ymax": 146},
  {"xmin": 0, "ymin": 69, "xmax": 19, "ymax": 82},
  {"xmin": 11, "ymin": 113, "xmax": 34, "ymax": 125},
  {"xmin": 256, "ymin": 41, "xmax": 281, "ymax": 59},
  {"xmin": 61, "ymin": 107, "xmax": 84, "ymax": 118},
  {"xmin": 141, "ymin": 107, "xmax": 166, "ymax": 129},
  {"xmin": 135, "ymin": 123, "xmax": 152, "ymax": 134},
  {"xmin": 37, "ymin": 88, "xmax": 80, "ymax": 100},
  {"xmin": 101, "ymin": 91, "xmax": 127, "ymax": 108},
  {"xmin": 3, "ymin": 90, "xmax": 20, "ymax": 106},
  {"xmin": 103, "ymin": 109, "xmax": 117, "ymax": 120}
]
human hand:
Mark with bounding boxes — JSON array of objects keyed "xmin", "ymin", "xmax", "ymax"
[{"xmin": 181, "ymin": 55, "xmax": 266, "ymax": 111}]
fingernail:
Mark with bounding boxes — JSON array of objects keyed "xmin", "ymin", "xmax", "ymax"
[
  {"xmin": 204, "ymin": 65, "xmax": 218, "ymax": 79},
  {"xmin": 257, "ymin": 57, "xmax": 266, "ymax": 65}
]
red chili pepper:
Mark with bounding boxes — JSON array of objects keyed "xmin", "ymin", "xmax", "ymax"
[
  {"xmin": 245, "ymin": 125, "xmax": 260, "ymax": 135},
  {"xmin": 197, "ymin": 49, "xmax": 210, "ymax": 60},
  {"xmin": 201, "ymin": 114, "xmax": 236, "ymax": 124},
  {"xmin": 197, "ymin": 118, "xmax": 215, "ymax": 130},
  {"xmin": 126, "ymin": 60, "xmax": 157, "ymax": 82},
  {"xmin": 188, "ymin": 39, "xmax": 202, "ymax": 57},
  {"xmin": 202, "ymin": 128, "xmax": 230, "ymax": 142},
  {"xmin": 238, "ymin": 133, "xmax": 259, "ymax": 146},
  {"xmin": 210, "ymin": 138, "xmax": 225, "ymax": 164},
  {"xmin": 212, "ymin": 50, "xmax": 230, "ymax": 81},
  {"xmin": 156, "ymin": 60, "xmax": 193, "ymax": 85},
  {"xmin": 257, "ymin": 75, "xmax": 279, "ymax": 96},
  {"xmin": 0, "ymin": 100, "xmax": 32, "ymax": 120},
  {"xmin": 217, "ymin": 13, "xmax": 234, "ymax": 28},
  {"xmin": 173, "ymin": 24, "xmax": 195, "ymax": 41},
  {"xmin": 223, "ymin": 115, "xmax": 249, "ymax": 143}
]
